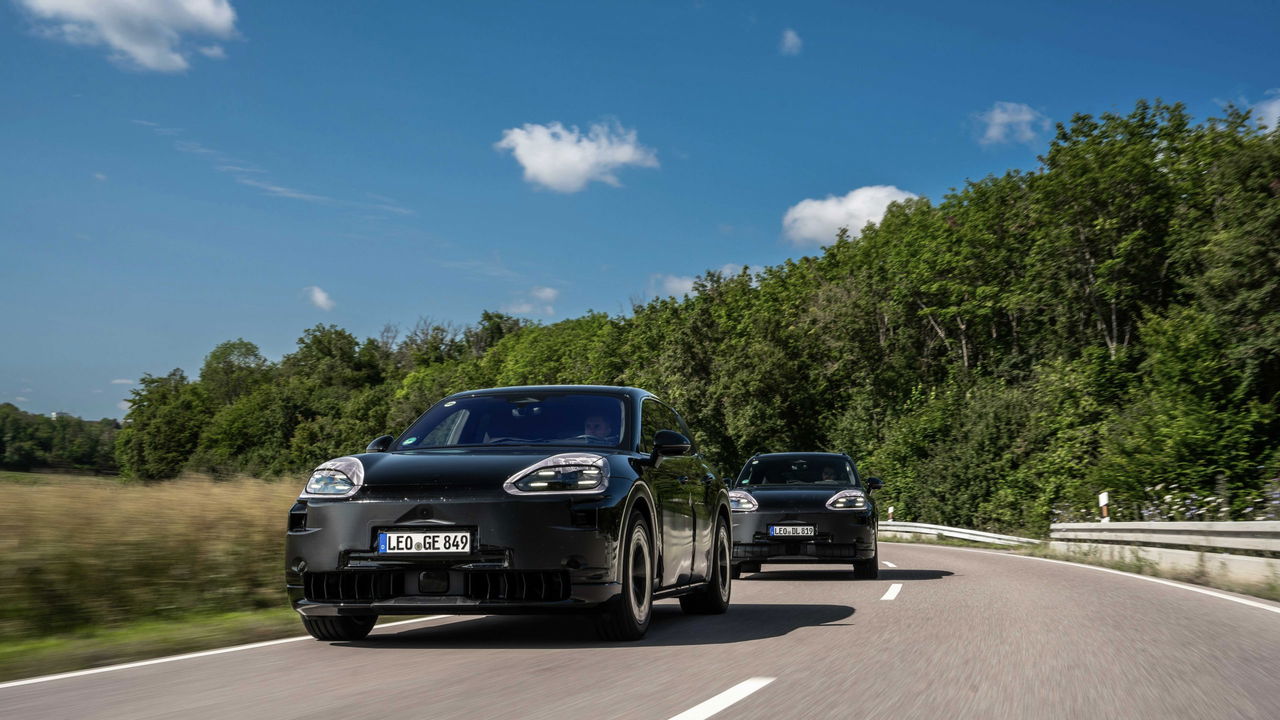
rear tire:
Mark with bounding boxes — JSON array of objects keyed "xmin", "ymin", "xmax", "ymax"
[
  {"xmin": 597, "ymin": 511, "xmax": 653, "ymax": 641},
  {"xmin": 301, "ymin": 615, "xmax": 376, "ymax": 641},
  {"xmin": 852, "ymin": 545, "xmax": 879, "ymax": 579},
  {"xmin": 680, "ymin": 517, "xmax": 732, "ymax": 615}
]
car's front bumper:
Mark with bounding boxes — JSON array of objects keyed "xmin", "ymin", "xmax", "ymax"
[
  {"xmin": 285, "ymin": 488, "xmax": 627, "ymax": 615},
  {"xmin": 730, "ymin": 510, "xmax": 876, "ymax": 564}
]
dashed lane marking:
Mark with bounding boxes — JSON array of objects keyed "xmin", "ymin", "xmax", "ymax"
[
  {"xmin": 668, "ymin": 677, "xmax": 777, "ymax": 720},
  {"xmin": 0, "ymin": 615, "xmax": 452, "ymax": 691},
  {"xmin": 882, "ymin": 561, "xmax": 897, "ymax": 568},
  {"xmin": 881, "ymin": 583, "xmax": 903, "ymax": 600}
]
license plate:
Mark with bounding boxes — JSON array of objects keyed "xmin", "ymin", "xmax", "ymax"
[
  {"xmin": 378, "ymin": 531, "xmax": 471, "ymax": 554},
  {"xmin": 769, "ymin": 525, "xmax": 815, "ymax": 537}
]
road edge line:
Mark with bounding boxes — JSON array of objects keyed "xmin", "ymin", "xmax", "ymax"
[
  {"xmin": 0, "ymin": 615, "xmax": 451, "ymax": 691},
  {"xmin": 890, "ymin": 543, "xmax": 1280, "ymax": 616}
]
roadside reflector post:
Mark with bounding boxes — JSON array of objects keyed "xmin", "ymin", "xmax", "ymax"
[
  {"xmin": 1098, "ymin": 491, "xmax": 1110, "ymax": 523},
  {"xmin": 887, "ymin": 505, "xmax": 895, "ymax": 522}
]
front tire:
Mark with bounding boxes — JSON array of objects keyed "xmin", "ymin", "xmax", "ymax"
[
  {"xmin": 301, "ymin": 615, "xmax": 376, "ymax": 641},
  {"xmin": 597, "ymin": 511, "xmax": 653, "ymax": 641},
  {"xmin": 680, "ymin": 516, "xmax": 732, "ymax": 615},
  {"xmin": 852, "ymin": 543, "xmax": 879, "ymax": 579}
]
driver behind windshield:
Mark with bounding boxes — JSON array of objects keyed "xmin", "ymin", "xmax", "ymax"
[{"xmin": 583, "ymin": 414, "xmax": 613, "ymax": 440}]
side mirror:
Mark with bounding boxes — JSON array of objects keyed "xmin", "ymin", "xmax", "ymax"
[
  {"xmin": 866, "ymin": 476, "xmax": 883, "ymax": 491},
  {"xmin": 650, "ymin": 429, "xmax": 692, "ymax": 463},
  {"xmin": 366, "ymin": 435, "xmax": 394, "ymax": 453}
]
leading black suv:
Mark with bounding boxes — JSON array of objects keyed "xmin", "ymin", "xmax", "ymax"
[{"xmin": 285, "ymin": 385, "xmax": 732, "ymax": 641}]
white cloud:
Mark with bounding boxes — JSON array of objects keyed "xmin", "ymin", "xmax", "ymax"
[
  {"xmin": 495, "ymin": 121, "xmax": 658, "ymax": 193},
  {"xmin": 977, "ymin": 101, "xmax": 1050, "ymax": 146},
  {"xmin": 110, "ymin": 378, "xmax": 134, "ymax": 385},
  {"xmin": 305, "ymin": 286, "xmax": 335, "ymax": 311},
  {"xmin": 1254, "ymin": 90, "xmax": 1280, "ymax": 129},
  {"xmin": 198, "ymin": 43, "xmax": 226, "ymax": 59},
  {"xmin": 117, "ymin": 400, "xmax": 130, "ymax": 411},
  {"xmin": 238, "ymin": 177, "xmax": 331, "ymax": 203},
  {"xmin": 503, "ymin": 301, "xmax": 537, "ymax": 315},
  {"xmin": 716, "ymin": 262, "xmax": 763, "ymax": 278},
  {"xmin": 93, "ymin": 172, "xmax": 107, "ymax": 181},
  {"xmin": 782, "ymin": 185, "xmax": 917, "ymax": 245},
  {"xmin": 649, "ymin": 274, "xmax": 696, "ymax": 298},
  {"xmin": 17, "ymin": 0, "xmax": 238, "ymax": 72},
  {"xmin": 649, "ymin": 264, "xmax": 761, "ymax": 299},
  {"xmin": 15, "ymin": 396, "xmax": 29, "ymax": 403},
  {"xmin": 780, "ymin": 28, "xmax": 802, "ymax": 56},
  {"xmin": 504, "ymin": 286, "xmax": 558, "ymax": 315},
  {"xmin": 530, "ymin": 286, "xmax": 559, "ymax": 303}
]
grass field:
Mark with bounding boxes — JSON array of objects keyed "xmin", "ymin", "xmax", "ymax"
[
  {"xmin": 0, "ymin": 471, "xmax": 301, "ymax": 639},
  {"xmin": 0, "ymin": 471, "xmax": 306, "ymax": 680}
]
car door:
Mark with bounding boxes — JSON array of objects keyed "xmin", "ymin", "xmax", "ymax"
[
  {"xmin": 640, "ymin": 398, "xmax": 695, "ymax": 588},
  {"xmin": 675, "ymin": 410, "xmax": 718, "ymax": 584}
]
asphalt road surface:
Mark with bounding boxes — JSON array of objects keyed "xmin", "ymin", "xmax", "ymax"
[{"xmin": 5, "ymin": 543, "xmax": 1280, "ymax": 720}]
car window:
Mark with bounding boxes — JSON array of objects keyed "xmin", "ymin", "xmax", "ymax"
[
  {"xmin": 736, "ymin": 456, "xmax": 858, "ymax": 487},
  {"xmin": 397, "ymin": 393, "xmax": 626, "ymax": 449},
  {"xmin": 638, "ymin": 398, "xmax": 684, "ymax": 454}
]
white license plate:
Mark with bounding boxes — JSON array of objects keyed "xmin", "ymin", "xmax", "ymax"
[
  {"xmin": 378, "ymin": 531, "xmax": 470, "ymax": 554},
  {"xmin": 769, "ymin": 525, "xmax": 815, "ymax": 537}
]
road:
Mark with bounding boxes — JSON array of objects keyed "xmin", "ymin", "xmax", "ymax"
[{"xmin": 5, "ymin": 543, "xmax": 1280, "ymax": 720}]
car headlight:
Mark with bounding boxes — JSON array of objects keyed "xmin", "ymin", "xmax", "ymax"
[
  {"xmin": 826, "ymin": 489, "xmax": 868, "ymax": 510},
  {"xmin": 300, "ymin": 456, "xmax": 365, "ymax": 498},
  {"xmin": 728, "ymin": 490, "xmax": 758, "ymax": 512},
  {"xmin": 305, "ymin": 470, "xmax": 355, "ymax": 495},
  {"xmin": 505, "ymin": 453, "xmax": 609, "ymax": 495}
]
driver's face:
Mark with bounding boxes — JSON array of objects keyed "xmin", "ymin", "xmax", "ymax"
[
  {"xmin": 821, "ymin": 467, "xmax": 837, "ymax": 481},
  {"xmin": 584, "ymin": 416, "xmax": 610, "ymax": 436}
]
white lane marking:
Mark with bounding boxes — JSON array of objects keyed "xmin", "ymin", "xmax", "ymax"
[
  {"xmin": 0, "ymin": 615, "xmax": 451, "ymax": 691},
  {"xmin": 901, "ymin": 544, "xmax": 1280, "ymax": 617},
  {"xmin": 668, "ymin": 677, "xmax": 776, "ymax": 720},
  {"xmin": 880, "ymin": 583, "xmax": 903, "ymax": 600},
  {"xmin": 882, "ymin": 561, "xmax": 897, "ymax": 568}
]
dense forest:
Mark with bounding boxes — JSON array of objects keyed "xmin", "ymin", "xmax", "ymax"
[{"xmin": 105, "ymin": 101, "xmax": 1279, "ymax": 533}]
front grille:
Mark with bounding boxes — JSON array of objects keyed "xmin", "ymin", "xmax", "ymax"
[
  {"xmin": 734, "ymin": 543, "xmax": 860, "ymax": 559},
  {"xmin": 303, "ymin": 571, "xmax": 404, "ymax": 602},
  {"xmin": 464, "ymin": 570, "xmax": 570, "ymax": 602}
]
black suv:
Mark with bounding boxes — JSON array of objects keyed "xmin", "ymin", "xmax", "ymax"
[
  {"xmin": 727, "ymin": 452, "xmax": 881, "ymax": 578},
  {"xmin": 285, "ymin": 385, "xmax": 732, "ymax": 641}
]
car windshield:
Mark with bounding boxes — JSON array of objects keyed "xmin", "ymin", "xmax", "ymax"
[
  {"xmin": 735, "ymin": 456, "xmax": 857, "ymax": 487},
  {"xmin": 395, "ymin": 393, "xmax": 626, "ymax": 449}
]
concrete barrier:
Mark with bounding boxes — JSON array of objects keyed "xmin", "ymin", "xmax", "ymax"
[{"xmin": 1049, "ymin": 521, "xmax": 1280, "ymax": 587}]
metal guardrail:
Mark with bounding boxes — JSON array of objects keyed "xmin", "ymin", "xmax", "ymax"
[
  {"xmin": 1050, "ymin": 521, "xmax": 1280, "ymax": 554},
  {"xmin": 879, "ymin": 521, "xmax": 1041, "ymax": 546}
]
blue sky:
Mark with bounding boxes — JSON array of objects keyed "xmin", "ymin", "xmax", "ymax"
[{"xmin": 2, "ymin": 0, "xmax": 1279, "ymax": 420}]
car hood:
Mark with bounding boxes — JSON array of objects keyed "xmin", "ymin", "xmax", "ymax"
[
  {"xmin": 740, "ymin": 487, "xmax": 851, "ymax": 511},
  {"xmin": 341, "ymin": 447, "xmax": 623, "ymax": 490}
]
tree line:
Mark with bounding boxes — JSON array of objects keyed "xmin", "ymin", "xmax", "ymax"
[
  {"xmin": 110, "ymin": 100, "xmax": 1280, "ymax": 533},
  {"xmin": 0, "ymin": 404, "xmax": 119, "ymax": 473}
]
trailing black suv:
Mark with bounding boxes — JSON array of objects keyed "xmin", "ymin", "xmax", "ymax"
[
  {"xmin": 285, "ymin": 385, "xmax": 732, "ymax": 641},
  {"xmin": 728, "ymin": 452, "xmax": 881, "ymax": 579}
]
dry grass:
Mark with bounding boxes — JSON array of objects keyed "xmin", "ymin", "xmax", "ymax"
[{"xmin": 0, "ymin": 472, "xmax": 302, "ymax": 640}]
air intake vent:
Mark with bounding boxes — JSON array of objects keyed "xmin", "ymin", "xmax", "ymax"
[
  {"xmin": 303, "ymin": 571, "xmax": 404, "ymax": 603},
  {"xmin": 464, "ymin": 570, "xmax": 570, "ymax": 602}
]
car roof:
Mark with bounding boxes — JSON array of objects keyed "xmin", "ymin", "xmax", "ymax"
[
  {"xmin": 445, "ymin": 385, "xmax": 654, "ymax": 401},
  {"xmin": 749, "ymin": 452, "xmax": 849, "ymax": 461}
]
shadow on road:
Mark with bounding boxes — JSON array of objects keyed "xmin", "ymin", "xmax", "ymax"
[
  {"xmin": 342, "ymin": 602, "xmax": 854, "ymax": 649},
  {"xmin": 742, "ymin": 568, "xmax": 953, "ymax": 582}
]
